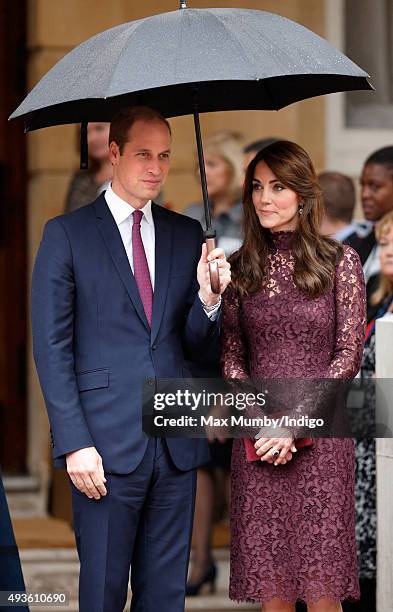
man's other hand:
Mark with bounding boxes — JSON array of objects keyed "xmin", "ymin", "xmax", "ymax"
[
  {"xmin": 197, "ymin": 244, "xmax": 231, "ymax": 305},
  {"xmin": 66, "ymin": 446, "xmax": 107, "ymax": 499}
]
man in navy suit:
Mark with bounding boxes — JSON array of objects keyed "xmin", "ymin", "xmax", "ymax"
[{"xmin": 31, "ymin": 106, "xmax": 231, "ymax": 612}]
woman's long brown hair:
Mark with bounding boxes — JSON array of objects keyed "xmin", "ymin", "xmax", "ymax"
[{"xmin": 230, "ymin": 141, "xmax": 343, "ymax": 298}]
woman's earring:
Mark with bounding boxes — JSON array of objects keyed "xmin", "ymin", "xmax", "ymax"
[{"xmin": 299, "ymin": 203, "xmax": 304, "ymax": 215}]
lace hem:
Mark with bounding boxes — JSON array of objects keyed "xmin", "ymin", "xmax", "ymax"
[{"xmin": 229, "ymin": 591, "xmax": 360, "ymax": 605}]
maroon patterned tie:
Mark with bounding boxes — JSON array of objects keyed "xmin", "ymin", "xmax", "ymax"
[{"xmin": 132, "ymin": 209, "xmax": 153, "ymax": 326}]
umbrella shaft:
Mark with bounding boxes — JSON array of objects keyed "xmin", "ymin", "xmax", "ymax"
[
  {"xmin": 80, "ymin": 121, "xmax": 88, "ymax": 170},
  {"xmin": 193, "ymin": 106, "xmax": 213, "ymax": 234}
]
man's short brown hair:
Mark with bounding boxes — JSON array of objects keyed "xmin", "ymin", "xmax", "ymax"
[
  {"xmin": 109, "ymin": 106, "xmax": 171, "ymax": 153},
  {"xmin": 318, "ymin": 171, "xmax": 356, "ymax": 224}
]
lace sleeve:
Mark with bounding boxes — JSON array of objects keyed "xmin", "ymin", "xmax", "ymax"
[
  {"xmin": 326, "ymin": 245, "xmax": 366, "ymax": 379},
  {"xmin": 221, "ymin": 284, "xmax": 250, "ymax": 380},
  {"xmin": 286, "ymin": 246, "xmax": 366, "ymax": 440}
]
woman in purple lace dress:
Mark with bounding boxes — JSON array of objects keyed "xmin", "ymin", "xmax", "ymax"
[{"xmin": 222, "ymin": 141, "xmax": 366, "ymax": 611}]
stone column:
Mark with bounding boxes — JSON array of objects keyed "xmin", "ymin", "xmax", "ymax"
[{"xmin": 375, "ymin": 314, "xmax": 393, "ymax": 611}]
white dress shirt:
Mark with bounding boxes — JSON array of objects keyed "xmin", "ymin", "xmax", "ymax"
[
  {"xmin": 104, "ymin": 185, "xmax": 221, "ymax": 319},
  {"xmin": 105, "ymin": 184, "xmax": 155, "ymax": 288}
]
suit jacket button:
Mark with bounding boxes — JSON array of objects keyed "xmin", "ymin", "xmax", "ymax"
[
  {"xmin": 152, "ymin": 345, "xmax": 157, "ymax": 350},
  {"xmin": 147, "ymin": 378, "xmax": 155, "ymax": 386}
]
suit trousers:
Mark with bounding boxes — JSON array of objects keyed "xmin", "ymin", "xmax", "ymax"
[{"xmin": 71, "ymin": 438, "xmax": 197, "ymax": 612}]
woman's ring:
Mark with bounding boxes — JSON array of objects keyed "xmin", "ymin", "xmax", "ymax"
[{"xmin": 271, "ymin": 448, "xmax": 280, "ymax": 457}]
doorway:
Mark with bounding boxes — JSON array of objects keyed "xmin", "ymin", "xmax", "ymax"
[{"xmin": 0, "ymin": 0, "xmax": 27, "ymax": 473}]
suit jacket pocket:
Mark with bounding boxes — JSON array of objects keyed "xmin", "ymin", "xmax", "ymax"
[{"xmin": 76, "ymin": 368, "xmax": 109, "ymax": 392}]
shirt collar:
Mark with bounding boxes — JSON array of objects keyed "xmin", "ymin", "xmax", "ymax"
[{"xmin": 104, "ymin": 184, "xmax": 153, "ymax": 226}]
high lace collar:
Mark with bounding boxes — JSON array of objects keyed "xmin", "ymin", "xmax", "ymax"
[{"xmin": 268, "ymin": 230, "xmax": 296, "ymax": 251}]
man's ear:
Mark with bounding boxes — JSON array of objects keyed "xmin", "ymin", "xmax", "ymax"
[{"xmin": 109, "ymin": 141, "xmax": 120, "ymax": 165}]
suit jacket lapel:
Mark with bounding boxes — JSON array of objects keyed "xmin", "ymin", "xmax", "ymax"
[
  {"xmin": 92, "ymin": 195, "xmax": 150, "ymax": 331},
  {"xmin": 151, "ymin": 203, "xmax": 173, "ymax": 345}
]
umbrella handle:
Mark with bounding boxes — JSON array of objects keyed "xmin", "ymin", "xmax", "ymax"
[{"xmin": 205, "ymin": 237, "xmax": 220, "ymax": 295}]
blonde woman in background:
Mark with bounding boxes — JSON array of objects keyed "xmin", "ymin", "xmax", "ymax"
[
  {"xmin": 184, "ymin": 130, "xmax": 244, "ymax": 257},
  {"xmin": 184, "ymin": 131, "xmax": 244, "ymax": 596}
]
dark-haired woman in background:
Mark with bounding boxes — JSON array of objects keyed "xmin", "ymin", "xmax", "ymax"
[
  {"xmin": 222, "ymin": 141, "xmax": 366, "ymax": 611},
  {"xmin": 347, "ymin": 146, "xmax": 393, "ymax": 322}
]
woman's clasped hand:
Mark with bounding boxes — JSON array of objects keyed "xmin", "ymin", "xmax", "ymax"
[{"xmin": 254, "ymin": 427, "xmax": 297, "ymax": 465}]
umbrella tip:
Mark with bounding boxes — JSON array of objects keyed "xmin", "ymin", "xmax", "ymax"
[{"xmin": 179, "ymin": 0, "xmax": 187, "ymax": 8}]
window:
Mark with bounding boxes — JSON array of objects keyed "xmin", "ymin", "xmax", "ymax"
[
  {"xmin": 325, "ymin": 0, "xmax": 393, "ymax": 174},
  {"xmin": 346, "ymin": 0, "xmax": 393, "ymax": 129}
]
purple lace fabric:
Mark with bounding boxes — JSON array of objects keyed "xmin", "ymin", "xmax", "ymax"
[{"xmin": 221, "ymin": 231, "xmax": 366, "ymax": 605}]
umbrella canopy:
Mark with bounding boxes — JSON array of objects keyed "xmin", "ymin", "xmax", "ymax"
[
  {"xmin": 10, "ymin": 2, "xmax": 373, "ymax": 292},
  {"xmin": 10, "ymin": 5, "xmax": 372, "ymax": 130}
]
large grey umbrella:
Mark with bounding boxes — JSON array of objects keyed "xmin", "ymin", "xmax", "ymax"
[{"xmin": 10, "ymin": 1, "xmax": 373, "ymax": 291}]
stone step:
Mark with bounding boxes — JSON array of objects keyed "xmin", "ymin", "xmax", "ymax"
[
  {"xmin": 13, "ymin": 517, "xmax": 76, "ymax": 549},
  {"xmin": 13, "ymin": 515, "xmax": 230, "ymax": 550},
  {"xmin": 16, "ymin": 596, "xmax": 257, "ymax": 612},
  {"xmin": 186, "ymin": 594, "xmax": 258, "ymax": 610},
  {"xmin": 19, "ymin": 549, "xmax": 79, "ymax": 612},
  {"xmin": 3, "ymin": 476, "xmax": 40, "ymax": 492},
  {"xmin": 3, "ymin": 476, "xmax": 45, "ymax": 518},
  {"xmin": 19, "ymin": 548, "xmax": 258, "ymax": 611}
]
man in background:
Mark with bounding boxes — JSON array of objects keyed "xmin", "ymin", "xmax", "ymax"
[{"xmin": 319, "ymin": 171, "xmax": 357, "ymax": 241}]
